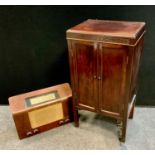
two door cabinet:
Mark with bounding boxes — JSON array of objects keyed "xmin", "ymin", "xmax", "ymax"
[{"xmin": 66, "ymin": 19, "xmax": 146, "ymax": 142}]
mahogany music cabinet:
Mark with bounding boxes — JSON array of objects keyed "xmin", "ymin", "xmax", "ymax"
[{"xmin": 66, "ymin": 19, "xmax": 146, "ymax": 142}]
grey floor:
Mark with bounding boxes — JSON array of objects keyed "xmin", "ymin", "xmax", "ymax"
[{"xmin": 0, "ymin": 106, "xmax": 154, "ymax": 150}]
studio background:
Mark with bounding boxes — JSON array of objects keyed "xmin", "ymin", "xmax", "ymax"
[{"xmin": 0, "ymin": 6, "xmax": 154, "ymax": 106}]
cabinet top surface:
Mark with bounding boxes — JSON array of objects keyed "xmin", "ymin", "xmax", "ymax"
[{"xmin": 67, "ymin": 19, "xmax": 145, "ymax": 39}]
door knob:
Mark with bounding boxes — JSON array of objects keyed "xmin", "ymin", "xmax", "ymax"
[
  {"xmin": 93, "ymin": 75, "xmax": 97, "ymax": 79},
  {"xmin": 98, "ymin": 76, "xmax": 101, "ymax": 80}
]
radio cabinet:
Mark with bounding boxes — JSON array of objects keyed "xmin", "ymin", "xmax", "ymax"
[
  {"xmin": 66, "ymin": 19, "xmax": 146, "ymax": 142},
  {"xmin": 9, "ymin": 83, "xmax": 72, "ymax": 139}
]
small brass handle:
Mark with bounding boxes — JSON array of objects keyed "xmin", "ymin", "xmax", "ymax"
[
  {"xmin": 93, "ymin": 75, "xmax": 97, "ymax": 79},
  {"xmin": 98, "ymin": 76, "xmax": 101, "ymax": 80}
]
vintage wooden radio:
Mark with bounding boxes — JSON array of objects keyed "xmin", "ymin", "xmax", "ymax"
[
  {"xmin": 67, "ymin": 19, "xmax": 146, "ymax": 142},
  {"xmin": 9, "ymin": 83, "xmax": 72, "ymax": 139}
]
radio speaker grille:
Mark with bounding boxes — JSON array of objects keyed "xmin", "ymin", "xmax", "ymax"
[{"xmin": 28, "ymin": 102, "xmax": 64, "ymax": 129}]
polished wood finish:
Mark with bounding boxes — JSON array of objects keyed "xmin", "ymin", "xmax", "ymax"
[
  {"xmin": 67, "ymin": 19, "xmax": 145, "ymax": 142},
  {"xmin": 9, "ymin": 83, "xmax": 72, "ymax": 139}
]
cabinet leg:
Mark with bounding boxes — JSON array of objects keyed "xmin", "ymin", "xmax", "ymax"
[
  {"xmin": 73, "ymin": 106, "xmax": 79, "ymax": 127},
  {"xmin": 117, "ymin": 119, "xmax": 127, "ymax": 142},
  {"xmin": 129, "ymin": 102, "xmax": 135, "ymax": 119}
]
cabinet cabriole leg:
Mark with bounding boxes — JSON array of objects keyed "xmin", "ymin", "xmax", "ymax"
[
  {"xmin": 117, "ymin": 119, "xmax": 127, "ymax": 142},
  {"xmin": 121, "ymin": 119, "xmax": 127, "ymax": 142}
]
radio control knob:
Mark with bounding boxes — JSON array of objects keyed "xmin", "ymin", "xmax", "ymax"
[
  {"xmin": 26, "ymin": 131, "xmax": 32, "ymax": 136},
  {"xmin": 59, "ymin": 120, "xmax": 64, "ymax": 125},
  {"xmin": 65, "ymin": 118, "xmax": 70, "ymax": 122},
  {"xmin": 33, "ymin": 129, "xmax": 39, "ymax": 134}
]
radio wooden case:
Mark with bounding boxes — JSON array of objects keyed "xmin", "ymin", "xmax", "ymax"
[{"xmin": 9, "ymin": 83, "xmax": 72, "ymax": 139}]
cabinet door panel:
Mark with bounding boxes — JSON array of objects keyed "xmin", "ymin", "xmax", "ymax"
[
  {"xmin": 99, "ymin": 44, "xmax": 128, "ymax": 116},
  {"xmin": 73, "ymin": 41, "xmax": 98, "ymax": 111}
]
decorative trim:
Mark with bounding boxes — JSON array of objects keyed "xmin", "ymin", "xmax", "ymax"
[{"xmin": 25, "ymin": 91, "xmax": 60, "ymax": 107}]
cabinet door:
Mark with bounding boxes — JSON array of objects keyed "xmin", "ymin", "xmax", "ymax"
[
  {"xmin": 71, "ymin": 40, "xmax": 98, "ymax": 111},
  {"xmin": 98, "ymin": 43, "xmax": 129, "ymax": 118}
]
